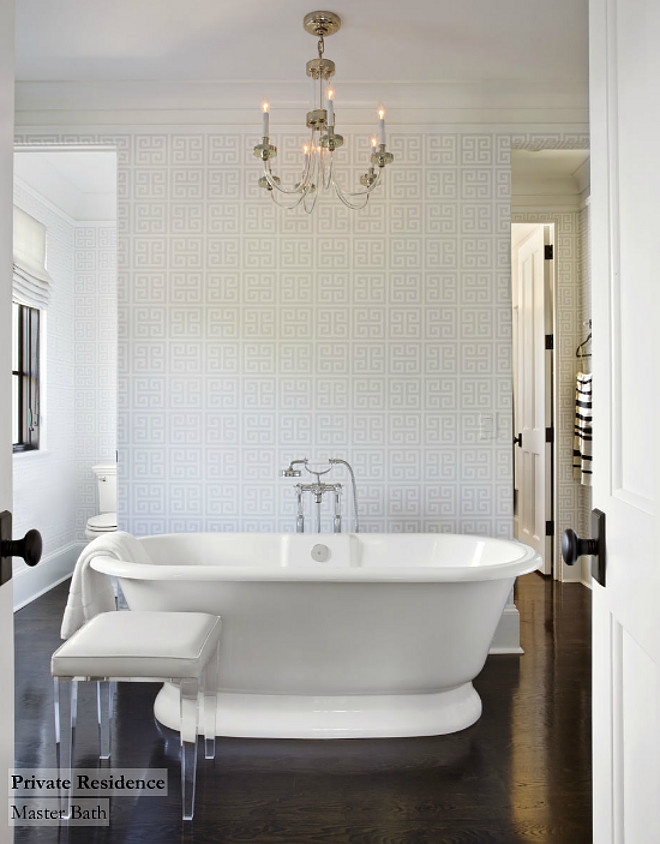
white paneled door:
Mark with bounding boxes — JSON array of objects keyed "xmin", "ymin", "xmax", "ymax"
[
  {"xmin": 589, "ymin": 0, "xmax": 660, "ymax": 841},
  {"xmin": 512, "ymin": 225, "xmax": 552, "ymax": 574},
  {"xmin": 0, "ymin": 0, "xmax": 15, "ymax": 834}
]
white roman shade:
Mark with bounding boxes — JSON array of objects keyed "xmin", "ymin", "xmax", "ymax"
[{"xmin": 13, "ymin": 205, "xmax": 52, "ymax": 309}]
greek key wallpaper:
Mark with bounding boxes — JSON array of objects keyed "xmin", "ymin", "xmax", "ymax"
[
  {"xmin": 18, "ymin": 130, "xmax": 516, "ymax": 537},
  {"xmin": 122, "ymin": 131, "xmax": 514, "ymax": 535}
]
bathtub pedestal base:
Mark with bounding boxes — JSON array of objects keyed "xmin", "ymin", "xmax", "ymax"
[{"xmin": 154, "ymin": 681, "xmax": 482, "ymax": 739}]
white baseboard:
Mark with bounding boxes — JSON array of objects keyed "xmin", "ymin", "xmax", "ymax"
[
  {"xmin": 12, "ymin": 542, "xmax": 84, "ymax": 611},
  {"xmin": 489, "ymin": 603, "xmax": 524, "ymax": 655}
]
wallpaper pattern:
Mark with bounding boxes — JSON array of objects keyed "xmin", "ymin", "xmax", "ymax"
[
  {"xmin": 15, "ymin": 129, "xmax": 588, "ymax": 543},
  {"xmin": 117, "ymin": 131, "xmax": 513, "ymax": 535}
]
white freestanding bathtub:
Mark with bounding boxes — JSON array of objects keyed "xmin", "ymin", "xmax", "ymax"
[{"xmin": 91, "ymin": 532, "xmax": 540, "ymax": 739}]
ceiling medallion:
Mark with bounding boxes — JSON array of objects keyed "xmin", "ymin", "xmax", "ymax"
[{"xmin": 253, "ymin": 10, "xmax": 394, "ymax": 212}]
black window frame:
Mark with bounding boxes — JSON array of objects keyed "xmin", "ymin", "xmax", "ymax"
[{"xmin": 12, "ymin": 303, "xmax": 40, "ymax": 452}]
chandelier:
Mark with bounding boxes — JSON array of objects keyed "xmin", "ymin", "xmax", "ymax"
[{"xmin": 253, "ymin": 10, "xmax": 394, "ymax": 213}]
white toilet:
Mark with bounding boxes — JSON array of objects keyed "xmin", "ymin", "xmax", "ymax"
[{"xmin": 85, "ymin": 462, "xmax": 117, "ymax": 540}]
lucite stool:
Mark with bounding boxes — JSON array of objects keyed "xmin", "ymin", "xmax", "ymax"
[{"xmin": 51, "ymin": 611, "xmax": 222, "ymax": 821}]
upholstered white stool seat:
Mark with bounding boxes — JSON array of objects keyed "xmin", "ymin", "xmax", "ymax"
[
  {"xmin": 51, "ymin": 610, "xmax": 222, "ymax": 821},
  {"xmin": 51, "ymin": 611, "xmax": 222, "ymax": 679}
]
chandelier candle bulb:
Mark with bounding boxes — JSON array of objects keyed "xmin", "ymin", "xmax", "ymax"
[
  {"xmin": 326, "ymin": 89, "xmax": 335, "ymax": 126},
  {"xmin": 378, "ymin": 107, "xmax": 386, "ymax": 145},
  {"xmin": 262, "ymin": 102, "xmax": 270, "ymax": 137}
]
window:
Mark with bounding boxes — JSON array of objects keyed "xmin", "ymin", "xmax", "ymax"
[{"xmin": 12, "ymin": 302, "xmax": 40, "ymax": 451}]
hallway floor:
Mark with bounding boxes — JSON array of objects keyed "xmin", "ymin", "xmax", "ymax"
[{"xmin": 13, "ymin": 572, "xmax": 592, "ymax": 844}]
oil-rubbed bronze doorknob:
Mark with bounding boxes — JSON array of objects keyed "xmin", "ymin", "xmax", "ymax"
[
  {"xmin": 1, "ymin": 528, "xmax": 42, "ymax": 567},
  {"xmin": 561, "ymin": 529, "xmax": 598, "ymax": 566}
]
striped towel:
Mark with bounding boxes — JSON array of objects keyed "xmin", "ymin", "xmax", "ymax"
[{"xmin": 573, "ymin": 371, "xmax": 593, "ymax": 485}]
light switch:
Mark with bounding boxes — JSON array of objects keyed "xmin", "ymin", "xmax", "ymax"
[{"xmin": 479, "ymin": 413, "xmax": 494, "ymax": 440}]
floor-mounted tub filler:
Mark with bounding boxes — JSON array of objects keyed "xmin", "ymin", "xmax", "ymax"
[{"xmin": 91, "ymin": 532, "xmax": 540, "ymax": 739}]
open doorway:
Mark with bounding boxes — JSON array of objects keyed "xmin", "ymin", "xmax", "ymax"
[
  {"xmin": 11, "ymin": 147, "xmax": 117, "ymax": 607},
  {"xmin": 510, "ymin": 148, "xmax": 591, "ymax": 582},
  {"xmin": 511, "ymin": 222, "xmax": 554, "ymax": 575}
]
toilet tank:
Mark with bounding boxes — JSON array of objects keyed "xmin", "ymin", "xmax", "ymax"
[{"xmin": 92, "ymin": 462, "xmax": 117, "ymax": 513}]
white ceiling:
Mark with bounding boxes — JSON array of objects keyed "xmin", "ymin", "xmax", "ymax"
[
  {"xmin": 14, "ymin": 151, "xmax": 117, "ymax": 220},
  {"xmin": 14, "ymin": 0, "xmax": 589, "ymax": 127},
  {"xmin": 512, "ymin": 149, "xmax": 591, "ymax": 200}
]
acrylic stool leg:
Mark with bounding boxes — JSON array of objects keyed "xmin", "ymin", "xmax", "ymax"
[
  {"xmin": 53, "ymin": 677, "xmax": 78, "ymax": 819},
  {"xmin": 203, "ymin": 646, "xmax": 219, "ymax": 760},
  {"xmin": 96, "ymin": 680, "xmax": 113, "ymax": 760},
  {"xmin": 179, "ymin": 678, "xmax": 199, "ymax": 821}
]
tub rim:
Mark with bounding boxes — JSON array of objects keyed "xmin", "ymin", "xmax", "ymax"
[{"xmin": 89, "ymin": 533, "xmax": 541, "ymax": 583}]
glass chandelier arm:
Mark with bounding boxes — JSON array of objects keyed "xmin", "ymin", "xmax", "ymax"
[
  {"xmin": 330, "ymin": 167, "xmax": 383, "ymax": 209},
  {"xmin": 323, "ymin": 149, "xmax": 333, "ymax": 191},
  {"xmin": 345, "ymin": 167, "xmax": 383, "ymax": 197},
  {"xmin": 262, "ymin": 126, "xmax": 318, "ymax": 196},
  {"xmin": 262, "ymin": 162, "xmax": 308, "ymax": 196},
  {"xmin": 269, "ymin": 188, "xmax": 307, "ymax": 210},
  {"xmin": 332, "ymin": 184, "xmax": 371, "ymax": 211},
  {"xmin": 302, "ymin": 185, "xmax": 320, "ymax": 215},
  {"xmin": 301, "ymin": 127, "xmax": 316, "ymax": 186}
]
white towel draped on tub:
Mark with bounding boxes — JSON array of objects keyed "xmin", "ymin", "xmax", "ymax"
[
  {"xmin": 573, "ymin": 371, "xmax": 593, "ymax": 486},
  {"xmin": 61, "ymin": 532, "xmax": 152, "ymax": 639}
]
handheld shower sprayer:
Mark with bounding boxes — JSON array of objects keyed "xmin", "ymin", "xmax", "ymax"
[{"xmin": 329, "ymin": 458, "xmax": 360, "ymax": 534}]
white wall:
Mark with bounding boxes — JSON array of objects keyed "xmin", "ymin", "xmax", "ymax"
[
  {"xmin": 12, "ymin": 182, "xmax": 79, "ymax": 604},
  {"xmin": 74, "ymin": 222, "xmax": 117, "ymax": 542},
  {"xmin": 12, "ymin": 179, "xmax": 117, "ymax": 606}
]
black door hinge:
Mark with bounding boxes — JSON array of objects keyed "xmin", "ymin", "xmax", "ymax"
[
  {"xmin": 545, "ymin": 334, "xmax": 554, "ymax": 350},
  {"xmin": 546, "ymin": 520, "xmax": 554, "ymax": 536},
  {"xmin": 546, "ymin": 427, "xmax": 554, "ymax": 444},
  {"xmin": 544, "ymin": 244, "xmax": 554, "ymax": 260}
]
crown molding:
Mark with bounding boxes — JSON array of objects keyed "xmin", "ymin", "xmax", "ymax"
[{"xmin": 15, "ymin": 79, "xmax": 589, "ymax": 129}]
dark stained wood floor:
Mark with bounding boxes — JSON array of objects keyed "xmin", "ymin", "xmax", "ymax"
[{"xmin": 13, "ymin": 572, "xmax": 592, "ymax": 843}]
